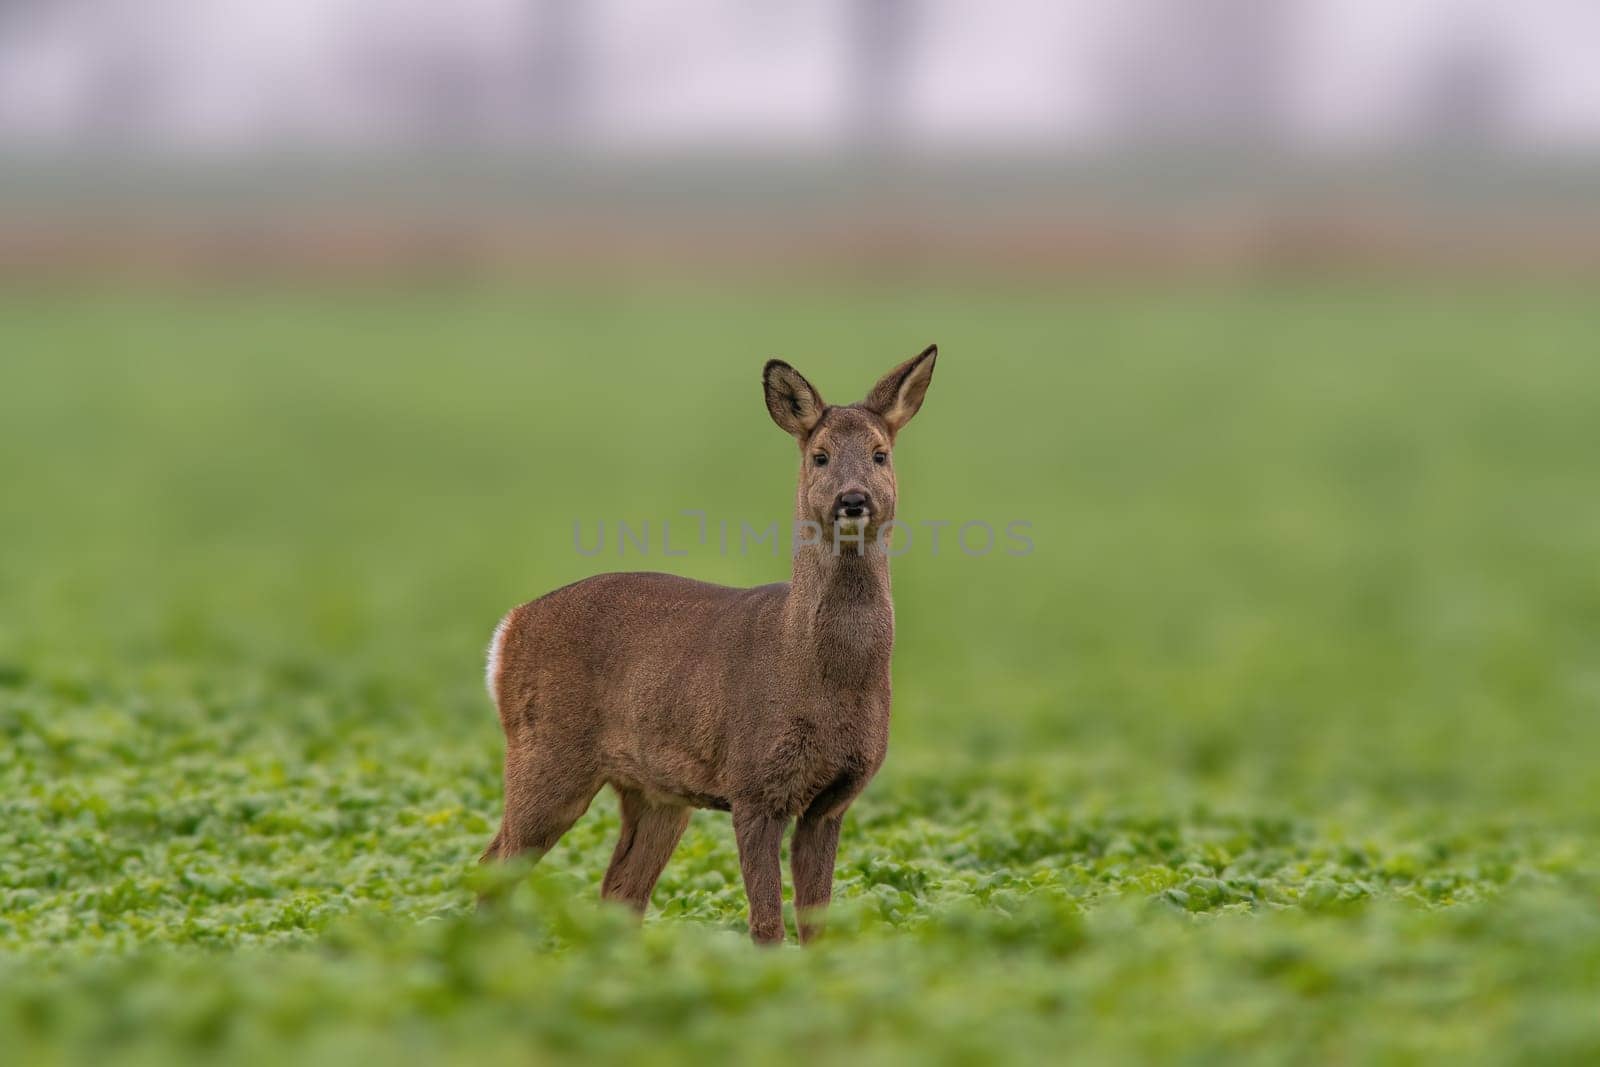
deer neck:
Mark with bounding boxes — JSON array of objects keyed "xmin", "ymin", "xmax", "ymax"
[{"xmin": 784, "ymin": 535, "xmax": 893, "ymax": 685}]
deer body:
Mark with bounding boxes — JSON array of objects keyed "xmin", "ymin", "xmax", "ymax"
[{"xmin": 483, "ymin": 348, "xmax": 936, "ymax": 944}]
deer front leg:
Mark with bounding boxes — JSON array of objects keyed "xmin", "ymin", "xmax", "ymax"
[
  {"xmin": 791, "ymin": 812, "xmax": 841, "ymax": 944},
  {"xmin": 732, "ymin": 807, "xmax": 788, "ymax": 945}
]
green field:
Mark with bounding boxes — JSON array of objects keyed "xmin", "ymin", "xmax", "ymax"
[{"xmin": 2, "ymin": 283, "xmax": 1598, "ymax": 1063}]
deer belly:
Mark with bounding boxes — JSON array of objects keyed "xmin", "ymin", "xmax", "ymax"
[{"xmin": 602, "ymin": 718, "xmax": 729, "ymax": 810}]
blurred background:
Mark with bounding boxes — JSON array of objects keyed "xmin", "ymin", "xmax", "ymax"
[
  {"xmin": 2, "ymin": 0, "xmax": 1599, "ymax": 814},
  {"xmin": 2, "ymin": 0, "xmax": 1599, "ymax": 281}
]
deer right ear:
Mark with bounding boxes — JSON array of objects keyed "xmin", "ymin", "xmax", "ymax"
[{"xmin": 763, "ymin": 360, "xmax": 826, "ymax": 439}]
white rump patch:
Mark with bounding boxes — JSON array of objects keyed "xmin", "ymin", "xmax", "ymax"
[{"xmin": 485, "ymin": 610, "xmax": 514, "ymax": 703}]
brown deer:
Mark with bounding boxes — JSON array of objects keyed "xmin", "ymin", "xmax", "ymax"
[{"xmin": 481, "ymin": 345, "xmax": 937, "ymax": 944}]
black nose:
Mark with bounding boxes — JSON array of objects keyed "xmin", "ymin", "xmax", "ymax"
[{"xmin": 837, "ymin": 491, "xmax": 871, "ymax": 518}]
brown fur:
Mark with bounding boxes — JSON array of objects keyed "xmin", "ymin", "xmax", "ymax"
[{"xmin": 482, "ymin": 345, "xmax": 938, "ymax": 944}]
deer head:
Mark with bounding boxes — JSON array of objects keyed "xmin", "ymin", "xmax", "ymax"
[{"xmin": 763, "ymin": 345, "xmax": 937, "ymax": 544}]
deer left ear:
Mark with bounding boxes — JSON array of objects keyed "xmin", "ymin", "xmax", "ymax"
[{"xmin": 864, "ymin": 344, "xmax": 937, "ymax": 434}]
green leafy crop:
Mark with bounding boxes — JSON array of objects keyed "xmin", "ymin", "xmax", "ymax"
[{"xmin": 2, "ymin": 284, "xmax": 1598, "ymax": 1063}]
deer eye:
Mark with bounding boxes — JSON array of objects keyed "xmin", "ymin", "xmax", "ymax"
[
  {"xmin": 812, "ymin": 453, "xmax": 829, "ymax": 467},
  {"xmin": 873, "ymin": 451, "xmax": 888, "ymax": 465}
]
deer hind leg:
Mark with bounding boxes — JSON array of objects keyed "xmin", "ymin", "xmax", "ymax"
[
  {"xmin": 482, "ymin": 739, "xmax": 602, "ymax": 864},
  {"xmin": 600, "ymin": 788, "xmax": 691, "ymax": 913}
]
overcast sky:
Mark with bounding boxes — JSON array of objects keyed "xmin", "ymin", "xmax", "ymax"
[{"xmin": 1, "ymin": 0, "xmax": 1596, "ymax": 152}]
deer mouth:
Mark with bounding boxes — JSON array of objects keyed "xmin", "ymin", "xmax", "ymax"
[{"xmin": 832, "ymin": 510, "xmax": 873, "ymax": 537}]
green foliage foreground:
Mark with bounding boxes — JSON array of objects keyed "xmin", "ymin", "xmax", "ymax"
[{"xmin": 1, "ymin": 283, "xmax": 1598, "ymax": 1063}]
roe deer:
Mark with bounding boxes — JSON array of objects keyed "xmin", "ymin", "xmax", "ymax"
[{"xmin": 482, "ymin": 345, "xmax": 937, "ymax": 944}]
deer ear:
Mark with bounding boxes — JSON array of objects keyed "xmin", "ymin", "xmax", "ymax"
[
  {"xmin": 763, "ymin": 360, "xmax": 827, "ymax": 439},
  {"xmin": 864, "ymin": 344, "xmax": 937, "ymax": 433}
]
